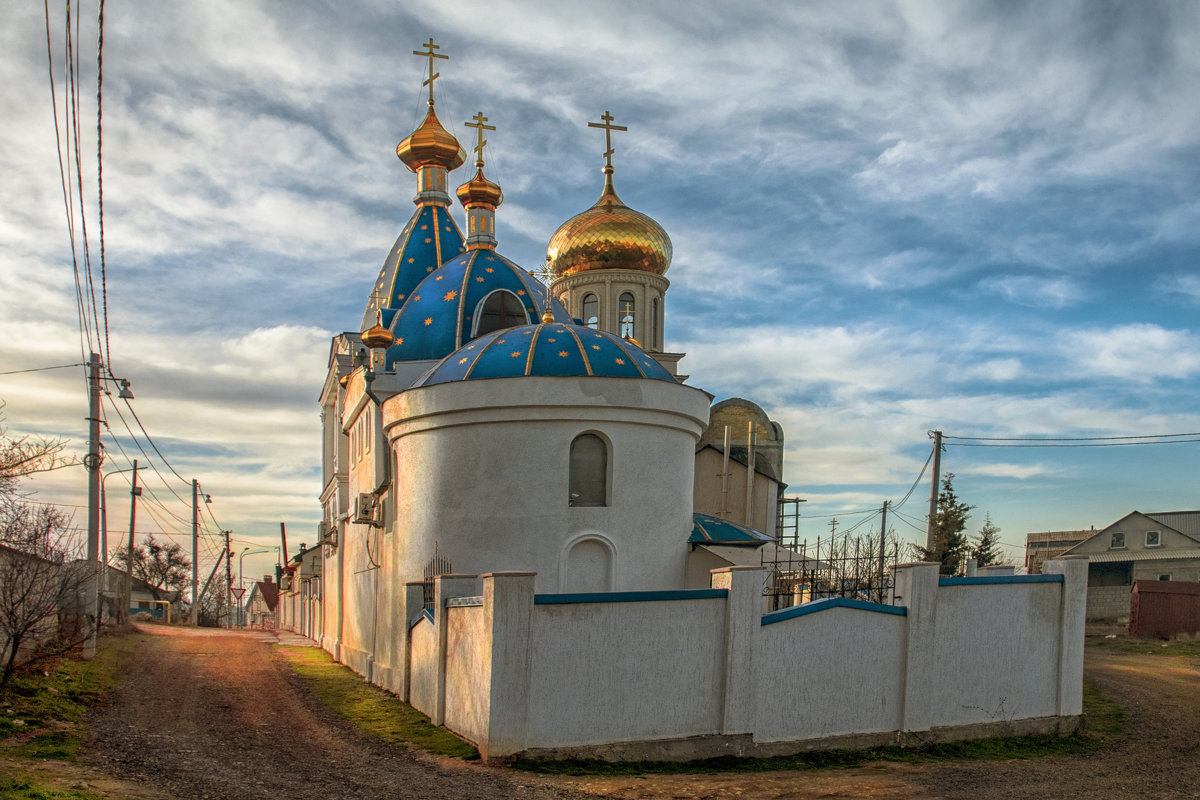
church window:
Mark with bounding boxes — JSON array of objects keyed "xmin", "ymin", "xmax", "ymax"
[
  {"xmin": 582, "ymin": 293, "xmax": 599, "ymax": 329},
  {"xmin": 619, "ymin": 292, "xmax": 635, "ymax": 338},
  {"xmin": 364, "ymin": 412, "xmax": 372, "ymax": 456},
  {"xmin": 569, "ymin": 433, "xmax": 608, "ymax": 507},
  {"xmin": 474, "ymin": 290, "xmax": 528, "ymax": 336}
]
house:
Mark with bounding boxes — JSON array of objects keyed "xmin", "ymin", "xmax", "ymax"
[
  {"xmin": 245, "ymin": 575, "xmax": 279, "ymax": 629},
  {"xmin": 1048, "ymin": 511, "xmax": 1200, "ymax": 619},
  {"xmin": 277, "ymin": 544, "xmax": 321, "ymax": 640}
]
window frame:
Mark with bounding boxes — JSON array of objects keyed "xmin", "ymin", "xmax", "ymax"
[
  {"xmin": 1110, "ymin": 531, "xmax": 1126, "ymax": 549},
  {"xmin": 472, "ymin": 289, "xmax": 529, "ymax": 337},
  {"xmin": 568, "ymin": 431, "xmax": 611, "ymax": 508},
  {"xmin": 1145, "ymin": 530, "xmax": 1161, "ymax": 548},
  {"xmin": 582, "ymin": 293, "xmax": 599, "ymax": 329},
  {"xmin": 618, "ymin": 292, "xmax": 636, "ymax": 339}
]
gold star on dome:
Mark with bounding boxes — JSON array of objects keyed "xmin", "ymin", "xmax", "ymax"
[
  {"xmin": 424, "ymin": 317, "xmax": 433, "ymax": 326},
  {"xmin": 510, "ymin": 350, "xmax": 522, "ymax": 358},
  {"xmin": 407, "ymin": 257, "xmax": 415, "ymax": 263},
  {"xmin": 485, "ymin": 267, "xmax": 494, "ymax": 273},
  {"xmin": 558, "ymin": 351, "xmax": 569, "ymax": 357},
  {"xmin": 475, "ymin": 276, "xmax": 484, "ymax": 282},
  {"xmin": 435, "ymin": 275, "xmax": 443, "ymax": 281},
  {"xmin": 615, "ymin": 357, "xmax": 626, "ymax": 365},
  {"xmin": 413, "ymin": 295, "xmax": 421, "ymax": 301},
  {"xmin": 424, "ymin": 238, "xmax": 432, "ymax": 243},
  {"xmin": 396, "ymin": 336, "xmax": 404, "ymax": 345},
  {"xmin": 497, "ymin": 339, "xmax": 506, "ymax": 344},
  {"xmin": 547, "ymin": 338, "xmax": 557, "ymax": 342},
  {"xmin": 443, "ymin": 290, "xmax": 458, "ymax": 301},
  {"xmin": 591, "ymin": 345, "xmax": 601, "ymax": 350},
  {"xmin": 458, "ymin": 357, "xmax": 468, "ymax": 364},
  {"xmin": 517, "ymin": 290, "xmax": 526, "ymax": 296},
  {"xmin": 421, "ymin": 224, "xmax": 428, "ymax": 230}
]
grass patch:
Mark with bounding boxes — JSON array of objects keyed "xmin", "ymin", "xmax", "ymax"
[
  {"xmin": 0, "ymin": 777, "xmax": 112, "ymax": 800},
  {"xmin": 0, "ymin": 633, "xmax": 137, "ymax": 760},
  {"xmin": 513, "ymin": 678, "xmax": 1125, "ymax": 775},
  {"xmin": 1086, "ymin": 633, "xmax": 1200, "ymax": 657},
  {"xmin": 279, "ymin": 646, "xmax": 478, "ymax": 760}
]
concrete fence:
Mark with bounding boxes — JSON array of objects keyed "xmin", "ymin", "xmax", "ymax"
[{"xmin": 397, "ymin": 557, "xmax": 1087, "ymax": 762}]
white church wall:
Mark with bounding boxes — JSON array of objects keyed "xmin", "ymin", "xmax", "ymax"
[
  {"xmin": 756, "ymin": 603, "xmax": 906, "ymax": 741},
  {"xmin": 524, "ymin": 593, "xmax": 727, "ymax": 746},
  {"xmin": 402, "ymin": 558, "xmax": 1087, "ymax": 762},
  {"xmin": 382, "ymin": 376, "xmax": 711, "ymax": 594},
  {"xmin": 928, "ymin": 579, "xmax": 1062, "ymax": 727}
]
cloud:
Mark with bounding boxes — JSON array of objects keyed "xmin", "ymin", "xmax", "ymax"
[
  {"xmin": 1062, "ymin": 324, "xmax": 1200, "ymax": 381},
  {"xmin": 980, "ymin": 274, "xmax": 1085, "ymax": 308}
]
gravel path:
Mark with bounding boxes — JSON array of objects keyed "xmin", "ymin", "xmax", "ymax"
[{"xmin": 85, "ymin": 625, "xmax": 595, "ymax": 800}]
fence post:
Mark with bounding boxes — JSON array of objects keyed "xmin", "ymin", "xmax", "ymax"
[
  {"xmin": 892, "ymin": 561, "xmax": 940, "ymax": 734},
  {"xmin": 711, "ymin": 566, "xmax": 763, "ymax": 735},
  {"xmin": 432, "ymin": 574, "xmax": 479, "ymax": 726},
  {"xmin": 1042, "ymin": 556, "xmax": 1088, "ymax": 717},
  {"xmin": 482, "ymin": 571, "xmax": 536, "ymax": 761}
]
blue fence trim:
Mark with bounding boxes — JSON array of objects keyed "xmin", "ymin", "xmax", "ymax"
[
  {"xmin": 407, "ymin": 608, "xmax": 435, "ymax": 631},
  {"xmin": 939, "ymin": 574, "xmax": 1063, "ymax": 587},
  {"xmin": 534, "ymin": 588, "xmax": 728, "ymax": 605},
  {"xmin": 761, "ymin": 596, "xmax": 907, "ymax": 626}
]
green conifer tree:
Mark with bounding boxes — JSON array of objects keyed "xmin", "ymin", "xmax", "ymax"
[
  {"xmin": 972, "ymin": 513, "xmax": 1002, "ymax": 568},
  {"xmin": 919, "ymin": 472, "xmax": 973, "ymax": 575}
]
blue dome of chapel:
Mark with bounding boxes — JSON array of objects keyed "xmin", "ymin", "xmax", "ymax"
[
  {"xmin": 385, "ymin": 249, "xmax": 572, "ymax": 365},
  {"xmin": 362, "ymin": 204, "xmax": 466, "ymax": 331},
  {"xmin": 413, "ymin": 321, "xmax": 676, "ymax": 386}
]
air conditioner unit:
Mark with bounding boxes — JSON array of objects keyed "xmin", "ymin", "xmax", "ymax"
[
  {"xmin": 353, "ymin": 492, "xmax": 375, "ymax": 525},
  {"xmin": 317, "ymin": 520, "xmax": 332, "ymax": 541}
]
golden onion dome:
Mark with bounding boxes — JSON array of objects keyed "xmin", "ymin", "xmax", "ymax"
[
  {"xmin": 361, "ymin": 320, "xmax": 395, "ymax": 350},
  {"xmin": 546, "ymin": 169, "xmax": 672, "ymax": 277},
  {"xmin": 456, "ymin": 167, "xmax": 503, "ymax": 208},
  {"xmin": 396, "ymin": 107, "xmax": 468, "ymax": 173}
]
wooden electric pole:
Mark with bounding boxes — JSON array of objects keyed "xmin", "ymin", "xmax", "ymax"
[{"xmin": 925, "ymin": 430, "xmax": 943, "ymax": 556}]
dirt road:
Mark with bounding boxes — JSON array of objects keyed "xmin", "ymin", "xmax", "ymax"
[
  {"xmin": 84, "ymin": 626, "xmax": 1200, "ymax": 800},
  {"xmin": 85, "ymin": 625, "xmax": 591, "ymax": 800}
]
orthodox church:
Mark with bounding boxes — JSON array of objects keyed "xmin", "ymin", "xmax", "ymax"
[
  {"xmin": 314, "ymin": 40, "xmax": 785, "ymax": 682},
  {"xmin": 292, "ymin": 42, "xmax": 1086, "ymax": 762}
]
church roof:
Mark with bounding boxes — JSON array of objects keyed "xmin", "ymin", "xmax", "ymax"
[
  {"xmin": 362, "ymin": 204, "xmax": 466, "ymax": 331},
  {"xmin": 385, "ymin": 249, "xmax": 570, "ymax": 365},
  {"xmin": 689, "ymin": 512, "xmax": 775, "ymax": 545},
  {"xmin": 413, "ymin": 321, "xmax": 675, "ymax": 386}
]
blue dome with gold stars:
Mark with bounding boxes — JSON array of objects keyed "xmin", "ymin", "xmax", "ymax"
[
  {"xmin": 385, "ymin": 249, "xmax": 571, "ymax": 366},
  {"xmin": 361, "ymin": 204, "xmax": 466, "ymax": 331},
  {"xmin": 413, "ymin": 321, "xmax": 675, "ymax": 386}
]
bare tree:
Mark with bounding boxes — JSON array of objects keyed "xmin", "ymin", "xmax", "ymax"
[
  {"xmin": 0, "ymin": 501, "xmax": 87, "ymax": 693},
  {"xmin": 111, "ymin": 535, "xmax": 191, "ymax": 603}
]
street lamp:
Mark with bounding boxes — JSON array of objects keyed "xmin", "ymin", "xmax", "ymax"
[
  {"xmin": 238, "ymin": 546, "xmax": 271, "ymax": 627},
  {"xmin": 100, "ymin": 461, "xmax": 142, "ymax": 624}
]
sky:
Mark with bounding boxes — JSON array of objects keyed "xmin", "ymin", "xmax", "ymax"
[{"xmin": 2, "ymin": 0, "xmax": 1199, "ymax": 583}]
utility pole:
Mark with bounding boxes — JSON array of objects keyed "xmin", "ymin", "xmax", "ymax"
[
  {"xmin": 84, "ymin": 353, "xmax": 103, "ymax": 658},
  {"xmin": 123, "ymin": 460, "xmax": 140, "ymax": 623},
  {"xmin": 191, "ymin": 480, "xmax": 200, "ymax": 625},
  {"xmin": 925, "ymin": 430, "xmax": 943, "ymax": 556},
  {"xmin": 878, "ymin": 500, "xmax": 888, "ymax": 602},
  {"xmin": 224, "ymin": 530, "xmax": 233, "ymax": 629}
]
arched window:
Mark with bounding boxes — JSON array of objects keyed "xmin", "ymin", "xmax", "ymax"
[
  {"xmin": 618, "ymin": 292, "xmax": 635, "ymax": 338},
  {"xmin": 582, "ymin": 293, "xmax": 599, "ymax": 329},
  {"xmin": 474, "ymin": 290, "xmax": 528, "ymax": 336},
  {"xmin": 651, "ymin": 297, "xmax": 659, "ymax": 350},
  {"xmin": 569, "ymin": 433, "xmax": 607, "ymax": 507}
]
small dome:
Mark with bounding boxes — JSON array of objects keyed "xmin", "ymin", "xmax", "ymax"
[
  {"xmin": 456, "ymin": 167, "xmax": 503, "ymax": 208},
  {"xmin": 396, "ymin": 107, "xmax": 468, "ymax": 173},
  {"xmin": 546, "ymin": 172, "xmax": 672, "ymax": 278},
  {"xmin": 385, "ymin": 249, "xmax": 571, "ymax": 365},
  {"xmin": 413, "ymin": 321, "xmax": 676, "ymax": 387},
  {"xmin": 361, "ymin": 316, "xmax": 394, "ymax": 350}
]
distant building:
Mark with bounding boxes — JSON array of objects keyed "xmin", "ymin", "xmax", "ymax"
[
  {"xmin": 1050, "ymin": 511, "xmax": 1200, "ymax": 619},
  {"xmin": 1025, "ymin": 529, "xmax": 1092, "ymax": 575},
  {"xmin": 246, "ymin": 575, "xmax": 279, "ymax": 629}
]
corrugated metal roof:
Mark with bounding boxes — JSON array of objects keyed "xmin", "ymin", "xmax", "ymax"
[
  {"xmin": 1085, "ymin": 548, "xmax": 1200, "ymax": 563},
  {"xmin": 1145, "ymin": 511, "xmax": 1200, "ymax": 541}
]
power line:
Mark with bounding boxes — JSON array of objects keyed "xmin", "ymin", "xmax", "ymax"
[
  {"xmin": 944, "ymin": 432, "xmax": 1200, "ymax": 442},
  {"xmin": 0, "ymin": 363, "xmax": 85, "ymax": 376},
  {"xmin": 946, "ymin": 439, "xmax": 1200, "ymax": 448}
]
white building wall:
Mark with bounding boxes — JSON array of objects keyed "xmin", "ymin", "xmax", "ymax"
[{"xmin": 408, "ymin": 616, "xmax": 437, "ymax": 716}]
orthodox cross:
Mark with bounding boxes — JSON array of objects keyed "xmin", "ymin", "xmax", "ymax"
[
  {"xmin": 587, "ymin": 110, "xmax": 627, "ymax": 170},
  {"xmin": 464, "ymin": 111, "xmax": 496, "ymax": 166},
  {"xmin": 412, "ymin": 38, "xmax": 448, "ymax": 106},
  {"xmin": 368, "ymin": 287, "xmax": 388, "ymax": 312}
]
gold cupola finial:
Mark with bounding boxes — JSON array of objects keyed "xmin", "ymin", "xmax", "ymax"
[
  {"xmin": 397, "ymin": 38, "xmax": 467, "ymax": 204},
  {"xmin": 544, "ymin": 111, "xmax": 672, "ymax": 278},
  {"xmin": 456, "ymin": 111, "xmax": 503, "ymax": 250}
]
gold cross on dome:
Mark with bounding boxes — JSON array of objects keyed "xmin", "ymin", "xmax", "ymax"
[
  {"xmin": 368, "ymin": 288, "xmax": 388, "ymax": 310},
  {"xmin": 587, "ymin": 110, "xmax": 628, "ymax": 170},
  {"xmin": 464, "ymin": 111, "xmax": 496, "ymax": 166},
  {"xmin": 413, "ymin": 38, "xmax": 449, "ymax": 106}
]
